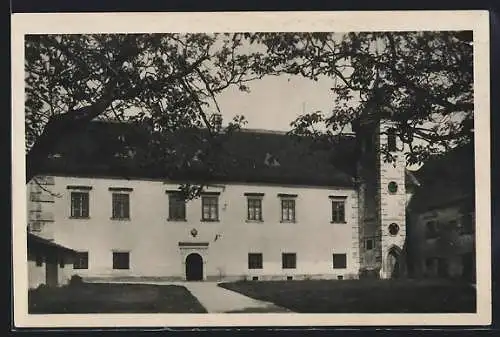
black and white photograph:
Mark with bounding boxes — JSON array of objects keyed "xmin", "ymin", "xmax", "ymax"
[{"xmin": 12, "ymin": 11, "xmax": 490, "ymax": 327}]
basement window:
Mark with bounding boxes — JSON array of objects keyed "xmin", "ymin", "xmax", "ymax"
[{"xmin": 113, "ymin": 252, "xmax": 130, "ymax": 270}]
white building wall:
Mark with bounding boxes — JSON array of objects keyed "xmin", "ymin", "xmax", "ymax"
[
  {"xmin": 28, "ymin": 258, "xmax": 45, "ymax": 289},
  {"xmin": 39, "ymin": 176, "xmax": 360, "ymax": 281}
]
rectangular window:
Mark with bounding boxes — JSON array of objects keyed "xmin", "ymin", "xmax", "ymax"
[
  {"xmin": 248, "ymin": 253, "xmax": 263, "ymax": 269},
  {"xmin": 112, "ymin": 193, "xmax": 130, "ymax": 219},
  {"xmin": 73, "ymin": 252, "xmax": 89, "ymax": 269},
  {"xmin": 113, "ymin": 252, "xmax": 130, "ymax": 270},
  {"xmin": 168, "ymin": 192, "xmax": 186, "ymax": 221},
  {"xmin": 282, "ymin": 253, "xmax": 297, "ymax": 269},
  {"xmin": 366, "ymin": 239, "xmax": 374, "ymax": 250},
  {"xmin": 202, "ymin": 195, "xmax": 219, "ymax": 221},
  {"xmin": 387, "ymin": 128, "xmax": 397, "ymax": 152},
  {"xmin": 281, "ymin": 199, "xmax": 296, "ymax": 222},
  {"xmin": 247, "ymin": 198, "xmax": 263, "ymax": 221},
  {"xmin": 70, "ymin": 192, "xmax": 89, "ymax": 218},
  {"xmin": 426, "ymin": 220, "xmax": 439, "ymax": 239},
  {"xmin": 331, "ymin": 199, "xmax": 346, "ymax": 223},
  {"xmin": 333, "ymin": 253, "xmax": 347, "ymax": 269}
]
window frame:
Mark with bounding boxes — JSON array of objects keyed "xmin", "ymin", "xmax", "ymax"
[
  {"xmin": 70, "ymin": 191, "xmax": 90, "ymax": 219},
  {"xmin": 168, "ymin": 192, "xmax": 187, "ymax": 221},
  {"xmin": 111, "ymin": 192, "xmax": 130, "ymax": 220},
  {"xmin": 280, "ymin": 197, "xmax": 296, "ymax": 223},
  {"xmin": 282, "ymin": 252, "xmax": 297, "ymax": 269},
  {"xmin": 333, "ymin": 253, "xmax": 347, "ymax": 269},
  {"xmin": 365, "ymin": 239, "xmax": 374, "ymax": 250},
  {"xmin": 248, "ymin": 253, "xmax": 263, "ymax": 269},
  {"xmin": 201, "ymin": 194, "xmax": 220, "ymax": 222},
  {"xmin": 330, "ymin": 196, "xmax": 347, "ymax": 223},
  {"xmin": 112, "ymin": 251, "xmax": 130, "ymax": 270},
  {"xmin": 73, "ymin": 251, "xmax": 89, "ymax": 270},
  {"xmin": 247, "ymin": 197, "xmax": 263, "ymax": 222}
]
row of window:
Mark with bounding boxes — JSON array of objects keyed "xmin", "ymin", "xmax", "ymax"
[
  {"xmin": 425, "ymin": 213, "xmax": 474, "ymax": 239},
  {"xmin": 69, "ymin": 188, "xmax": 348, "ymax": 223},
  {"xmin": 71, "ymin": 252, "xmax": 129, "ymax": 270},
  {"xmin": 248, "ymin": 252, "xmax": 348, "ymax": 270},
  {"xmin": 34, "ymin": 251, "xmax": 129, "ymax": 270},
  {"xmin": 62, "ymin": 251, "xmax": 349, "ymax": 271}
]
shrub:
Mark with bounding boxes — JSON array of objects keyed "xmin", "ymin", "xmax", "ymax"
[
  {"xmin": 69, "ymin": 274, "xmax": 84, "ymax": 286},
  {"xmin": 36, "ymin": 283, "xmax": 49, "ymax": 291}
]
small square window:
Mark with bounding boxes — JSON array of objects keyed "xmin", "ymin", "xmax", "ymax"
[
  {"xmin": 113, "ymin": 252, "xmax": 130, "ymax": 270},
  {"xmin": 248, "ymin": 253, "xmax": 263, "ymax": 269},
  {"xmin": 282, "ymin": 253, "xmax": 296, "ymax": 269},
  {"xmin": 333, "ymin": 253, "xmax": 347, "ymax": 269},
  {"xmin": 286, "ymin": 276, "xmax": 293, "ymax": 281},
  {"xmin": 252, "ymin": 276, "xmax": 259, "ymax": 281},
  {"xmin": 73, "ymin": 252, "xmax": 89, "ymax": 269}
]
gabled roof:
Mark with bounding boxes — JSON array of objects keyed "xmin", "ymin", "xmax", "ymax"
[
  {"xmin": 408, "ymin": 142, "xmax": 475, "ymax": 213},
  {"xmin": 28, "ymin": 233, "xmax": 76, "ymax": 254},
  {"xmin": 37, "ymin": 121, "xmax": 360, "ymax": 187}
]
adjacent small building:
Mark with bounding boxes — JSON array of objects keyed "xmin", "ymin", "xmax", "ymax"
[
  {"xmin": 27, "ymin": 232, "xmax": 76, "ymax": 289},
  {"xmin": 406, "ymin": 143, "xmax": 475, "ymax": 281}
]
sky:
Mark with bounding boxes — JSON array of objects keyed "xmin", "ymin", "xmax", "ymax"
[{"xmin": 214, "ymin": 75, "xmax": 337, "ymax": 133}]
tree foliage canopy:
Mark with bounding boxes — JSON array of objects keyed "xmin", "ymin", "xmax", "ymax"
[
  {"xmin": 251, "ymin": 31, "xmax": 474, "ymax": 165},
  {"xmin": 25, "ymin": 33, "xmax": 270, "ymax": 190},
  {"xmin": 25, "ymin": 31, "xmax": 474, "ymax": 188}
]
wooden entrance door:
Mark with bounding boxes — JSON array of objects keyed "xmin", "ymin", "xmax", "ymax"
[{"xmin": 185, "ymin": 253, "xmax": 203, "ymax": 281}]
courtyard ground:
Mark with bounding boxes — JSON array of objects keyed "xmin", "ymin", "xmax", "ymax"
[
  {"xmin": 28, "ymin": 282, "xmax": 207, "ymax": 313},
  {"xmin": 218, "ymin": 279, "xmax": 476, "ymax": 313}
]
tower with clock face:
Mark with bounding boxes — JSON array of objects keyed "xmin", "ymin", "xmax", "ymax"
[{"xmin": 354, "ymin": 115, "xmax": 407, "ymax": 279}]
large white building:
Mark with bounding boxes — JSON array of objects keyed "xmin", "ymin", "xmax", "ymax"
[{"xmin": 27, "ymin": 118, "xmax": 417, "ymax": 288}]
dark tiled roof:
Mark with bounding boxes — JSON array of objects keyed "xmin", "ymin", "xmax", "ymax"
[
  {"xmin": 37, "ymin": 121, "xmax": 360, "ymax": 187},
  {"xmin": 408, "ymin": 143, "xmax": 475, "ymax": 213},
  {"xmin": 28, "ymin": 233, "xmax": 76, "ymax": 254}
]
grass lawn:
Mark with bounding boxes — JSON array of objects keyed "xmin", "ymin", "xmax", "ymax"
[
  {"xmin": 218, "ymin": 279, "xmax": 476, "ymax": 313},
  {"xmin": 29, "ymin": 283, "xmax": 207, "ymax": 314}
]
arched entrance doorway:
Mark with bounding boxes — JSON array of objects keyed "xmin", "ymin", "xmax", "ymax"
[
  {"xmin": 185, "ymin": 253, "xmax": 203, "ymax": 281},
  {"xmin": 387, "ymin": 247, "xmax": 401, "ymax": 279}
]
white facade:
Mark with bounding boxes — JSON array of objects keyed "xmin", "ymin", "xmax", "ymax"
[{"xmin": 29, "ymin": 176, "xmax": 361, "ymax": 281}]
